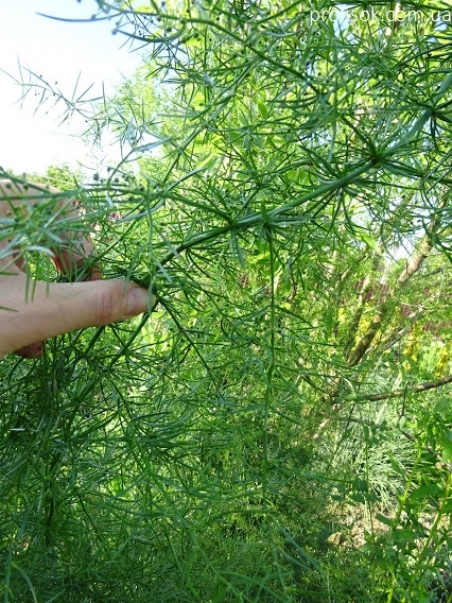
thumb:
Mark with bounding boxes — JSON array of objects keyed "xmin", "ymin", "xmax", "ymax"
[{"xmin": 2, "ymin": 280, "xmax": 153, "ymax": 359}]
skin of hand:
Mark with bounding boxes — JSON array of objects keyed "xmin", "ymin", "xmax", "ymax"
[{"xmin": 0, "ymin": 179, "xmax": 154, "ymax": 359}]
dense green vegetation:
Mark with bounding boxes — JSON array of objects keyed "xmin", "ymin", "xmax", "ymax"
[{"xmin": 1, "ymin": 0, "xmax": 452, "ymax": 601}]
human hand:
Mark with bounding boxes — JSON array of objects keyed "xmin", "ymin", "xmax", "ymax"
[{"xmin": 0, "ymin": 179, "xmax": 153, "ymax": 359}]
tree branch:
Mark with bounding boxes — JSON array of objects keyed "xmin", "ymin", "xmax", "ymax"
[
  {"xmin": 359, "ymin": 374, "xmax": 452, "ymax": 402},
  {"xmin": 347, "ymin": 195, "xmax": 448, "ymax": 367},
  {"xmin": 396, "ymin": 235, "xmax": 434, "ymax": 286},
  {"xmin": 347, "ymin": 305, "xmax": 388, "ymax": 367}
]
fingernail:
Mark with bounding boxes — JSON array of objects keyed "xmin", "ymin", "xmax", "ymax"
[{"xmin": 125, "ymin": 286, "xmax": 149, "ymax": 317}]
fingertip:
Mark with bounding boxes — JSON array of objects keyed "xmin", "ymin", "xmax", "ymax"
[
  {"xmin": 124, "ymin": 285, "xmax": 152, "ymax": 318},
  {"xmin": 14, "ymin": 341, "xmax": 44, "ymax": 359}
]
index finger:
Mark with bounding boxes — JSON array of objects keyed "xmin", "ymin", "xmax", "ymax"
[{"xmin": 0, "ymin": 178, "xmax": 101, "ymax": 281}]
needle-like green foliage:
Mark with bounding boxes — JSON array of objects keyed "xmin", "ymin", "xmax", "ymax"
[{"xmin": 2, "ymin": 1, "xmax": 452, "ymax": 601}]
